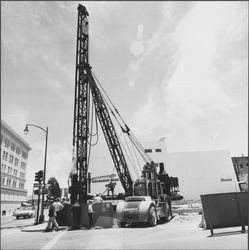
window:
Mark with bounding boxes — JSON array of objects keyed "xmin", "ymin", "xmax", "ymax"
[
  {"xmin": 9, "ymin": 155, "xmax": 14, "ymax": 164},
  {"xmin": 6, "ymin": 177, "xmax": 11, "ymax": 187},
  {"xmin": 12, "ymin": 180, "xmax": 17, "ymax": 188},
  {"xmin": 2, "ymin": 151, "xmax": 8, "ymax": 161},
  {"xmin": 7, "ymin": 167, "xmax": 12, "ymax": 175},
  {"xmin": 145, "ymin": 149, "xmax": 152, "ymax": 153},
  {"xmin": 1, "ymin": 176, "xmax": 5, "ymax": 186},
  {"xmin": 155, "ymin": 148, "xmax": 162, "ymax": 152},
  {"xmin": 14, "ymin": 158, "xmax": 19, "ymax": 167},
  {"xmin": 10, "ymin": 143, "xmax": 15, "ymax": 152},
  {"xmin": 4, "ymin": 138, "xmax": 10, "ymax": 148},
  {"xmin": 13, "ymin": 169, "xmax": 18, "ymax": 176},
  {"xmin": 21, "ymin": 162, "xmax": 26, "ymax": 170},
  {"xmin": 22, "ymin": 151, "xmax": 27, "ymax": 160},
  {"xmin": 20, "ymin": 172, "xmax": 25, "ymax": 178},
  {"xmin": 1, "ymin": 163, "xmax": 6, "ymax": 171},
  {"xmin": 16, "ymin": 147, "xmax": 20, "ymax": 155},
  {"xmin": 19, "ymin": 182, "xmax": 24, "ymax": 189}
]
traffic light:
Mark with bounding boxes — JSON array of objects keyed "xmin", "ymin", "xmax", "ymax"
[
  {"xmin": 34, "ymin": 189, "xmax": 40, "ymax": 195},
  {"xmin": 35, "ymin": 170, "xmax": 43, "ymax": 183}
]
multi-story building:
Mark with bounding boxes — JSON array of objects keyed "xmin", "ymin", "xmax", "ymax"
[
  {"xmin": 1, "ymin": 120, "xmax": 31, "ymax": 215},
  {"xmin": 231, "ymin": 155, "xmax": 248, "ymax": 191}
]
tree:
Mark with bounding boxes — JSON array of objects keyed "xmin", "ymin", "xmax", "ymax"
[{"xmin": 47, "ymin": 177, "xmax": 61, "ymax": 200}]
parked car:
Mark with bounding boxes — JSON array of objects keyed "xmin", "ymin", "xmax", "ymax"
[{"xmin": 13, "ymin": 207, "xmax": 36, "ymax": 219}]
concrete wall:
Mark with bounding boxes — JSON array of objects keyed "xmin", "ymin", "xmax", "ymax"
[{"xmin": 165, "ymin": 150, "xmax": 240, "ymax": 201}]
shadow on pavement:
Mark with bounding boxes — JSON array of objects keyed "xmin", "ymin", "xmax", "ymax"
[
  {"xmin": 1, "ymin": 223, "xmax": 35, "ymax": 230},
  {"xmin": 207, "ymin": 229, "xmax": 248, "ymax": 238},
  {"xmin": 21, "ymin": 226, "xmax": 68, "ymax": 233}
]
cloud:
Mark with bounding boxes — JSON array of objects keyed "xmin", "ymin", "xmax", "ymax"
[
  {"xmin": 131, "ymin": 2, "xmax": 247, "ymax": 136},
  {"xmin": 126, "ymin": 24, "xmax": 146, "ymax": 87},
  {"xmin": 46, "ymin": 145, "xmax": 72, "ymax": 188}
]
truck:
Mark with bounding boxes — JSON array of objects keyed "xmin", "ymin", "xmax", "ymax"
[{"xmin": 116, "ymin": 162, "xmax": 172, "ymax": 227}]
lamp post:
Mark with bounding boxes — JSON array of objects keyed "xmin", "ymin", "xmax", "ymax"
[{"xmin": 24, "ymin": 123, "xmax": 48, "ymax": 223}]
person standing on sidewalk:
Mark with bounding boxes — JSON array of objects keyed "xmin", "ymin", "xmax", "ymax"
[
  {"xmin": 44, "ymin": 203, "xmax": 59, "ymax": 232},
  {"xmin": 88, "ymin": 200, "xmax": 94, "ymax": 229},
  {"xmin": 44, "ymin": 198, "xmax": 63, "ymax": 232}
]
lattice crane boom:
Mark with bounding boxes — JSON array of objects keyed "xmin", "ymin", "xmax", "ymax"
[{"xmin": 70, "ymin": 4, "xmax": 133, "ymax": 204}]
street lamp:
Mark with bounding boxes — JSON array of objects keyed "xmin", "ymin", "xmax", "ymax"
[{"xmin": 24, "ymin": 123, "xmax": 48, "ymax": 223}]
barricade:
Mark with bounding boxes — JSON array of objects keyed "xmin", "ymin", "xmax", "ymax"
[
  {"xmin": 92, "ymin": 202, "xmax": 114, "ymax": 228},
  {"xmin": 201, "ymin": 192, "xmax": 248, "ymax": 236}
]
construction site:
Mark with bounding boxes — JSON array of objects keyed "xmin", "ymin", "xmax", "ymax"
[
  {"xmin": 1, "ymin": 2, "xmax": 248, "ymax": 249},
  {"xmin": 55, "ymin": 4, "xmax": 248, "ymax": 236}
]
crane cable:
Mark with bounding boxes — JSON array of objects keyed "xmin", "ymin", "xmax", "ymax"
[
  {"xmin": 91, "ymin": 71, "xmax": 142, "ymax": 176},
  {"xmin": 121, "ymin": 133, "xmax": 140, "ymax": 178},
  {"xmin": 91, "ymin": 70, "xmax": 153, "ymax": 163}
]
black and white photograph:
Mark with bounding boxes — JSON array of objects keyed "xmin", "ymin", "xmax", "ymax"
[{"xmin": 1, "ymin": 1, "xmax": 248, "ymax": 249}]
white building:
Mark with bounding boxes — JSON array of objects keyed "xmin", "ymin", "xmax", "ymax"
[
  {"xmin": 88, "ymin": 138, "xmax": 240, "ymax": 201},
  {"xmin": 1, "ymin": 120, "xmax": 31, "ymax": 215}
]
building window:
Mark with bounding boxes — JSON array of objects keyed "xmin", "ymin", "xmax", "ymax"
[
  {"xmin": 21, "ymin": 162, "xmax": 26, "ymax": 170},
  {"xmin": 14, "ymin": 158, "xmax": 19, "ymax": 167},
  {"xmin": 2, "ymin": 151, "xmax": 8, "ymax": 161},
  {"xmin": 155, "ymin": 148, "xmax": 162, "ymax": 152},
  {"xmin": 22, "ymin": 151, "xmax": 27, "ymax": 160},
  {"xmin": 12, "ymin": 180, "xmax": 17, "ymax": 188},
  {"xmin": 7, "ymin": 167, "xmax": 12, "ymax": 175},
  {"xmin": 16, "ymin": 147, "xmax": 20, "ymax": 155},
  {"xmin": 1, "ymin": 163, "xmax": 6, "ymax": 172},
  {"xmin": 19, "ymin": 182, "xmax": 24, "ymax": 189},
  {"xmin": 6, "ymin": 177, "xmax": 11, "ymax": 187},
  {"xmin": 9, "ymin": 155, "xmax": 14, "ymax": 164},
  {"xmin": 1, "ymin": 176, "xmax": 5, "ymax": 186},
  {"xmin": 10, "ymin": 143, "xmax": 15, "ymax": 152},
  {"xmin": 4, "ymin": 138, "xmax": 10, "ymax": 148},
  {"xmin": 145, "ymin": 149, "xmax": 152, "ymax": 153},
  {"xmin": 13, "ymin": 169, "xmax": 18, "ymax": 176},
  {"xmin": 20, "ymin": 172, "xmax": 25, "ymax": 178}
]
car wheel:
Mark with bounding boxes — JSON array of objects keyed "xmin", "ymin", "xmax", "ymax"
[
  {"xmin": 147, "ymin": 206, "xmax": 157, "ymax": 227},
  {"xmin": 16, "ymin": 216, "xmax": 19, "ymax": 219}
]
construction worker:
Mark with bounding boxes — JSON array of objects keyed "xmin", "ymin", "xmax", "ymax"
[
  {"xmin": 93, "ymin": 193, "xmax": 103, "ymax": 203},
  {"xmin": 88, "ymin": 200, "xmax": 94, "ymax": 229}
]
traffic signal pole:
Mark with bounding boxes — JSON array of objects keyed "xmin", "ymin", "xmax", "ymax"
[
  {"xmin": 35, "ymin": 190, "xmax": 41, "ymax": 225},
  {"xmin": 34, "ymin": 170, "xmax": 43, "ymax": 224}
]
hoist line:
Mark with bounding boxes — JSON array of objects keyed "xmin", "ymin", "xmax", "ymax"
[
  {"xmin": 91, "ymin": 72, "xmax": 124, "ymax": 130},
  {"xmin": 91, "ymin": 71, "xmax": 125, "ymax": 128},
  {"xmin": 87, "ymin": 97, "xmax": 99, "ymax": 146},
  {"xmin": 91, "ymin": 70, "xmax": 153, "ymax": 165},
  {"xmin": 130, "ymin": 132, "xmax": 153, "ymax": 162},
  {"xmin": 129, "ymin": 135, "xmax": 143, "ymax": 173},
  {"xmin": 119, "ymin": 133, "xmax": 140, "ymax": 179},
  {"xmin": 122, "ymin": 133, "xmax": 140, "ymax": 178}
]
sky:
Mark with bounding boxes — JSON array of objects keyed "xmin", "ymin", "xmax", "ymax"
[{"xmin": 1, "ymin": 1, "xmax": 248, "ymax": 196}]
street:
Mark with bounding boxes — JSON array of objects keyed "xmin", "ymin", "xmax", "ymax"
[{"xmin": 1, "ymin": 213, "xmax": 248, "ymax": 249}]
